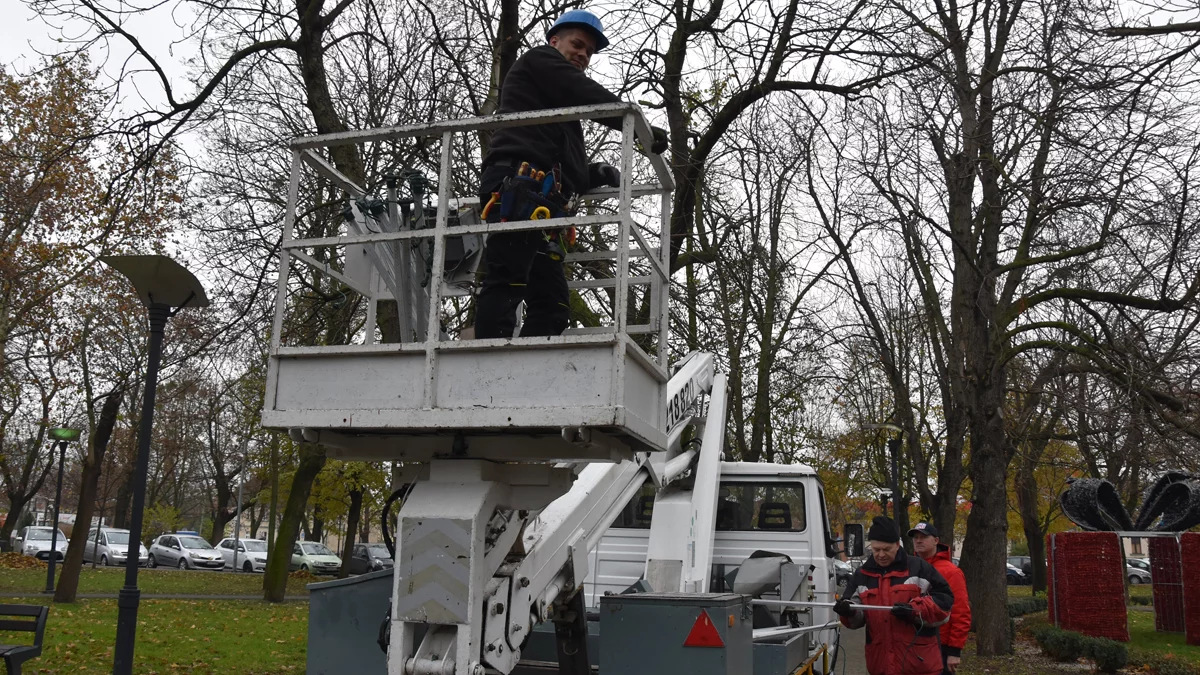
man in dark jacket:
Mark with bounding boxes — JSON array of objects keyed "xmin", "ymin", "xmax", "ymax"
[
  {"xmin": 835, "ymin": 516, "xmax": 954, "ymax": 675},
  {"xmin": 474, "ymin": 9, "xmax": 667, "ymax": 339}
]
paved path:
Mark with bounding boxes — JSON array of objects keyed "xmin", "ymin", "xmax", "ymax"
[
  {"xmin": 833, "ymin": 625, "xmax": 868, "ymax": 675},
  {"xmin": 0, "ymin": 592, "xmax": 307, "ymax": 601}
]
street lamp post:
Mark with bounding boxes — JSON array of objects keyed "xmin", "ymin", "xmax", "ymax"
[
  {"xmin": 44, "ymin": 427, "xmax": 80, "ymax": 594},
  {"xmin": 101, "ymin": 255, "xmax": 208, "ymax": 675}
]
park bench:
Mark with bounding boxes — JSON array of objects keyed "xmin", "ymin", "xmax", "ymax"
[{"xmin": 0, "ymin": 604, "xmax": 48, "ymax": 675}]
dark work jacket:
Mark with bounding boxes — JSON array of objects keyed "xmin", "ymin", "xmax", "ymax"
[
  {"xmin": 482, "ymin": 45, "xmax": 623, "ymax": 194},
  {"xmin": 840, "ymin": 548, "xmax": 954, "ymax": 675}
]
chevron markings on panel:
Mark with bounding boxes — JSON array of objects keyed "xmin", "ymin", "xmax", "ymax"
[{"xmin": 395, "ymin": 517, "xmax": 472, "ymax": 624}]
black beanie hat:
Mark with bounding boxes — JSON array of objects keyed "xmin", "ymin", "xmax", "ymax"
[{"xmin": 867, "ymin": 515, "xmax": 900, "ymax": 543}]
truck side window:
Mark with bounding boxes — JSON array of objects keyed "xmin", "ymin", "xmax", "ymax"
[
  {"xmin": 817, "ymin": 484, "xmax": 836, "ymax": 558},
  {"xmin": 612, "ymin": 485, "xmax": 656, "ymax": 529},
  {"xmin": 717, "ymin": 482, "xmax": 806, "ymax": 532}
]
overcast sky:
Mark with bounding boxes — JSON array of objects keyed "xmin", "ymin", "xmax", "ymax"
[{"xmin": 1, "ymin": 0, "xmax": 194, "ymax": 108}]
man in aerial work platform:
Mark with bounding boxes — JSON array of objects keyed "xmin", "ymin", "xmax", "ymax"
[{"xmin": 474, "ymin": 9, "xmax": 669, "ymax": 339}]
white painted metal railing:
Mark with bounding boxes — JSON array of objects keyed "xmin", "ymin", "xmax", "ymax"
[{"xmin": 270, "ymin": 102, "xmax": 673, "ymax": 374}]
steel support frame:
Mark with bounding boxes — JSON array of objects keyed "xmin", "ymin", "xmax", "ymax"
[{"xmin": 387, "ymin": 460, "xmax": 573, "ymax": 675}]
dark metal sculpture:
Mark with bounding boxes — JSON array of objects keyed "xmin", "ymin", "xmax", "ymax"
[{"xmin": 1060, "ymin": 472, "xmax": 1200, "ymax": 532}]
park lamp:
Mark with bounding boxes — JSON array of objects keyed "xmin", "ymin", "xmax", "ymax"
[
  {"xmin": 43, "ymin": 427, "xmax": 81, "ymax": 594},
  {"xmin": 48, "ymin": 428, "xmax": 81, "ymax": 442},
  {"xmin": 100, "ymin": 255, "xmax": 207, "ymax": 675}
]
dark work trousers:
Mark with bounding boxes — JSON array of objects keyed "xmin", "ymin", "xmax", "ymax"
[{"xmin": 474, "ymin": 163, "xmax": 570, "ymax": 339}]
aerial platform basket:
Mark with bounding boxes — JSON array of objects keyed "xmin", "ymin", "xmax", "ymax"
[{"xmin": 261, "ymin": 103, "xmax": 677, "ymax": 460}]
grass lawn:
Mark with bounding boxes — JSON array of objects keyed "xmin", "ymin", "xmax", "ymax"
[
  {"xmin": 1006, "ymin": 583, "xmax": 1154, "ymax": 601},
  {"xmin": 1128, "ymin": 608, "xmax": 1200, "ymax": 667},
  {"xmin": 0, "ymin": 567, "xmax": 312, "ymax": 597},
  {"xmin": 0, "ymin": 598, "xmax": 305, "ymax": 674}
]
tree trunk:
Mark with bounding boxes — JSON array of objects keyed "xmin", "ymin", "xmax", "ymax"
[
  {"xmin": 959, "ymin": 376, "xmax": 1011, "ymax": 655},
  {"xmin": 311, "ymin": 512, "xmax": 324, "ymax": 543},
  {"xmin": 56, "ymin": 389, "xmax": 123, "ymax": 603},
  {"xmin": 263, "ymin": 443, "xmax": 326, "ymax": 602},
  {"xmin": 338, "ymin": 488, "xmax": 363, "ymax": 579},
  {"xmin": 113, "ymin": 468, "xmax": 133, "ymax": 529},
  {"xmin": 0, "ymin": 495, "xmax": 27, "ymax": 551}
]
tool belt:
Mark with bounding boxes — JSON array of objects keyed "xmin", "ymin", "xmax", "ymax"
[{"xmin": 481, "ymin": 162, "xmax": 577, "ymax": 261}]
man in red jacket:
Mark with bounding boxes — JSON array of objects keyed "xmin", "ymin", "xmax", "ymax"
[
  {"xmin": 910, "ymin": 522, "xmax": 971, "ymax": 673},
  {"xmin": 835, "ymin": 516, "xmax": 953, "ymax": 675}
]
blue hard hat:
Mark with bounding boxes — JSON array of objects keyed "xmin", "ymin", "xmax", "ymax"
[{"xmin": 547, "ymin": 9, "xmax": 609, "ymax": 52}]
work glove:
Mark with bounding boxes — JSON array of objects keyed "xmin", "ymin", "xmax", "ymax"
[
  {"xmin": 891, "ymin": 602, "xmax": 917, "ymax": 623},
  {"xmin": 651, "ymin": 126, "xmax": 669, "ymax": 155},
  {"xmin": 589, "ymin": 162, "xmax": 621, "ymax": 189},
  {"xmin": 832, "ymin": 599, "xmax": 854, "ymax": 617}
]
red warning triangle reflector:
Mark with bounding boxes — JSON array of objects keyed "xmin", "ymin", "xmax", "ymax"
[{"xmin": 683, "ymin": 609, "xmax": 725, "ymax": 648}]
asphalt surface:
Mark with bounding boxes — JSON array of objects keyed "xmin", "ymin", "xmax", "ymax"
[{"xmin": 833, "ymin": 625, "xmax": 868, "ymax": 675}]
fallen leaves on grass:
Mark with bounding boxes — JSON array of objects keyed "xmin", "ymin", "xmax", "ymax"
[{"xmin": 0, "ymin": 552, "xmax": 45, "ymax": 569}]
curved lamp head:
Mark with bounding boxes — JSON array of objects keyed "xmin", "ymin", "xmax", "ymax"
[
  {"xmin": 100, "ymin": 255, "xmax": 209, "ymax": 309},
  {"xmin": 49, "ymin": 428, "xmax": 81, "ymax": 442}
]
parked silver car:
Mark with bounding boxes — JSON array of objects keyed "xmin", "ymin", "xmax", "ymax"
[
  {"xmin": 290, "ymin": 541, "xmax": 341, "ymax": 575},
  {"xmin": 216, "ymin": 537, "xmax": 269, "ymax": 572},
  {"xmin": 83, "ymin": 527, "xmax": 149, "ymax": 567},
  {"xmin": 16, "ymin": 526, "xmax": 68, "ymax": 560},
  {"xmin": 1127, "ymin": 558, "xmax": 1152, "ymax": 584},
  {"xmin": 147, "ymin": 534, "xmax": 224, "ymax": 570}
]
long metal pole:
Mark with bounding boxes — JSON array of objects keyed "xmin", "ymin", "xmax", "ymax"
[
  {"xmin": 888, "ymin": 436, "xmax": 902, "ymax": 526},
  {"xmin": 43, "ymin": 440, "xmax": 67, "ymax": 593},
  {"xmin": 113, "ymin": 302, "xmax": 170, "ymax": 675},
  {"xmin": 233, "ymin": 477, "xmax": 243, "ymax": 572}
]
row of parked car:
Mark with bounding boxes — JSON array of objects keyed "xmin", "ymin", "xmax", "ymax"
[
  {"xmin": 10, "ymin": 525, "xmax": 394, "ymax": 576},
  {"xmin": 831, "ymin": 551, "xmax": 1154, "ymax": 588}
]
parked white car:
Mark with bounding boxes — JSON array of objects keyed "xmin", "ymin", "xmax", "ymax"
[
  {"xmin": 290, "ymin": 541, "xmax": 341, "ymax": 575},
  {"xmin": 83, "ymin": 527, "xmax": 149, "ymax": 567},
  {"xmin": 147, "ymin": 534, "xmax": 224, "ymax": 570},
  {"xmin": 216, "ymin": 537, "xmax": 269, "ymax": 572},
  {"xmin": 17, "ymin": 526, "xmax": 68, "ymax": 561}
]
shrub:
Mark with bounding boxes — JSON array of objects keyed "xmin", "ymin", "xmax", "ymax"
[
  {"xmin": 1031, "ymin": 624, "xmax": 1086, "ymax": 662},
  {"xmin": 1030, "ymin": 623, "xmax": 1131, "ymax": 672},
  {"xmin": 1008, "ymin": 596, "xmax": 1049, "ymax": 617},
  {"xmin": 1085, "ymin": 637, "xmax": 1128, "ymax": 673}
]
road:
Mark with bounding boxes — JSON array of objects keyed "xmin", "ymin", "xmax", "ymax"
[{"xmin": 832, "ymin": 625, "xmax": 868, "ymax": 675}]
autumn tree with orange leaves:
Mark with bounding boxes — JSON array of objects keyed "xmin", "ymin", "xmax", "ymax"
[{"xmin": 0, "ymin": 57, "xmax": 182, "ymax": 583}]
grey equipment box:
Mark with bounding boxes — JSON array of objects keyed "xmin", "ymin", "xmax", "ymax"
[
  {"xmin": 600, "ymin": 592, "xmax": 752, "ymax": 675},
  {"xmin": 306, "ymin": 569, "xmax": 392, "ymax": 675}
]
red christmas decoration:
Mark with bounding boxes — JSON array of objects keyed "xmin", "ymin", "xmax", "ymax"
[{"xmin": 1048, "ymin": 532, "xmax": 1129, "ymax": 641}]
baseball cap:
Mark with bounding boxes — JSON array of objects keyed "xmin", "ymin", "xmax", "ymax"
[{"xmin": 907, "ymin": 521, "xmax": 940, "ymax": 538}]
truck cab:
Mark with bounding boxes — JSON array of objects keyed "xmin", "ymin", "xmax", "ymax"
[{"xmin": 585, "ymin": 462, "xmax": 839, "ymax": 636}]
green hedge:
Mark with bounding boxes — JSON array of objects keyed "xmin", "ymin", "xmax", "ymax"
[
  {"xmin": 1008, "ymin": 596, "xmax": 1048, "ymax": 617},
  {"xmin": 1029, "ymin": 624, "xmax": 1127, "ymax": 673}
]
